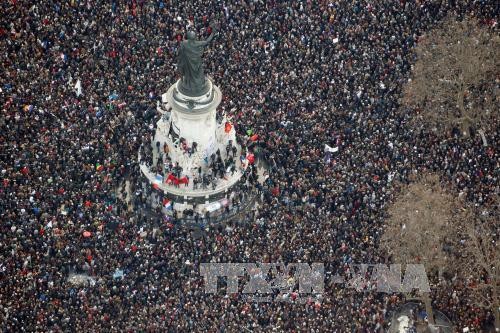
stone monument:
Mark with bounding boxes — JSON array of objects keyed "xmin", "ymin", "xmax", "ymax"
[{"xmin": 139, "ymin": 25, "xmax": 250, "ymax": 220}]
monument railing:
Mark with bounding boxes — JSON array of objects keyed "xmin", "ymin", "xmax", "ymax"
[{"xmin": 178, "ymin": 189, "xmax": 259, "ymax": 226}]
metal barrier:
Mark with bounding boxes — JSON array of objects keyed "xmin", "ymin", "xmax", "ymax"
[{"xmin": 176, "ymin": 190, "xmax": 259, "ymax": 226}]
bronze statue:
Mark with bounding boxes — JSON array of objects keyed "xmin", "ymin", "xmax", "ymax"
[{"xmin": 177, "ymin": 24, "xmax": 217, "ymax": 97}]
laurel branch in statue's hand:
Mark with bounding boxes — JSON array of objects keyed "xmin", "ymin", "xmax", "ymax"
[{"xmin": 209, "ymin": 22, "xmax": 220, "ymax": 32}]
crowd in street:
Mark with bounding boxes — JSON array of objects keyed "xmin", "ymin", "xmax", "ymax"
[{"xmin": 0, "ymin": 0, "xmax": 498, "ymax": 331}]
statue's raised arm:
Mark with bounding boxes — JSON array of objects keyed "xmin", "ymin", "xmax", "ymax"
[
  {"xmin": 177, "ymin": 24, "xmax": 218, "ymax": 97},
  {"xmin": 202, "ymin": 24, "xmax": 217, "ymax": 45}
]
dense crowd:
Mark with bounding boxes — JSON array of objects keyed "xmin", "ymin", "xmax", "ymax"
[{"xmin": 1, "ymin": 0, "xmax": 498, "ymax": 331}]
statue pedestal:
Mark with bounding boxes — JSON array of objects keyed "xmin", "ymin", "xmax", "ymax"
[
  {"xmin": 139, "ymin": 79, "xmax": 247, "ymax": 218},
  {"xmin": 165, "ymin": 79, "xmax": 221, "ymax": 152},
  {"xmin": 177, "ymin": 77, "xmax": 211, "ymax": 97}
]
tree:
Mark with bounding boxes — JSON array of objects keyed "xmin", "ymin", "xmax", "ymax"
[
  {"xmin": 456, "ymin": 203, "xmax": 499, "ymax": 330},
  {"xmin": 381, "ymin": 173, "xmax": 454, "ymax": 276},
  {"xmin": 382, "ymin": 173, "xmax": 499, "ymax": 330},
  {"xmin": 402, "ymin": 16, "xmax": 499, "ymax": 135},
  {"xmin": 381, "ymin": 173, "xmax": 455, "ymax": 325}
]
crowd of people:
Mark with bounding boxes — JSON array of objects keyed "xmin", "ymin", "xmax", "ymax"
[
  {"xmin": 139, "ymin": 108, "xmax": 243, "ymax": 192},
  {"xmin": 1, "ymin": 0, "xmax": 498, "ymax": 331}
]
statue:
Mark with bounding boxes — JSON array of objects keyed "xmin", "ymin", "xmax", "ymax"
[{"xmin": 177, "ymin": 24, "xmax": 217, "ymax": 97}]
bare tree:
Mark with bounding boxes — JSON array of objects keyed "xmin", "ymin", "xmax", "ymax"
[
  {"xmin": 382, "ymin": 173, "xmax": 454, "ymax": 275},
  {"xmin": 455, "ymin": 203, "xmax": 499, "ymax": 330},
  {"xmin": 381, "ymin": 173, "xmax": 456, "ymax": 325},
  {"xmin": 383, "ymin": 174, "xmax": 499, "ymax": 330},
  {"xmin": 402, "ymin": 15, "xmax": 499, "ymax": 135}
]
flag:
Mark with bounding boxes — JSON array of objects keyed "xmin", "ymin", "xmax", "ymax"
[
  {"xmin": 246, "ymin": 129, "xmax": 253, "ymax": 136},
  {"xmin": 324, "ymin": 144, "xmax": 339, "ymax": 153},
  {"xmin": 74, "ymin": 79, "xmax": 82, "ymax": 97},
  {"xmin": 163, "ymin": 199, "xmax": 172, "ymax": 210},
  {"xmin": 246, "ymin": 153, "xmax": 255, "ymax": 165},
  {"xmin": 166, "ymin": 173, "xmax": 177, "ymax": 184},
  {"xmin": 154, "ymin": 174, "xmax": 163, "ymax": 184},
  {"xmin": 250, "ymin": 134, "xmax": 259, "ymax": 142},
  {"xmin": 96, "ymin": 163, "xmax": 104, "ymax": 172},
  {"xmin": 113, "ymin": 269, "xmax": 124, "ymax": 280},
  {"xmin": 108, "ymin": 92, "xmax": 119, "ymax": 101},
  {"xmin": 179, "ymin": 176, "xmax": 189, "ymax": 185},
  {"xmin": 153, "ymin": 174, "xmax": 163, "ymax": 189},
  {"xmin": 224, "ymin": 122, "xmax": 232, "ymax": 133}
]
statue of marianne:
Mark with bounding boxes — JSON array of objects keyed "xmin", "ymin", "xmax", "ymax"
[{"xmin": 177, "ymin": 24, "xmax": 217, "ymax": 97}]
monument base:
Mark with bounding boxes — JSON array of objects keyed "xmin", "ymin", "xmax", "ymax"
[
  {"xmin": 138, "ymin": 79, "xmax": 252, "ymax": 222},
  {"xmin": 177, "ymin": 78, "xmax": 211, "ymax": 98}
]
